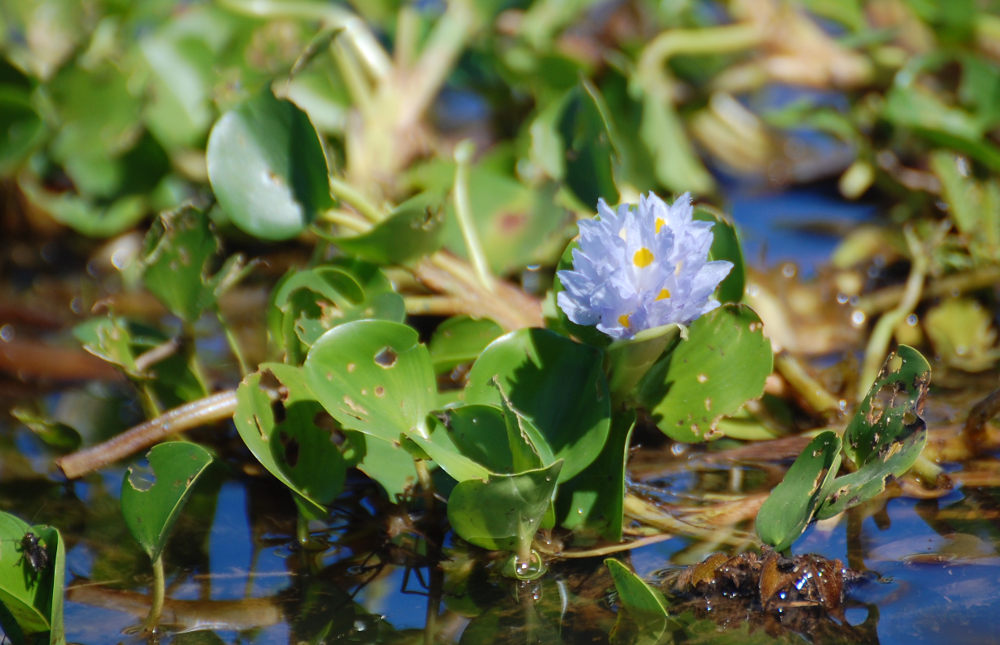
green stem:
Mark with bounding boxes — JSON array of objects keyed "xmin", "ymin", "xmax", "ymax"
[
  {"xmin": 635, "ymin": 22, "xmax": 763, "ymax": 100},
  {"xmin": 452, "ymin": 140, "xmax": 494, "ymax": 292},
  {"xmin": 319, "ymin": 207, "xmax": 372, "ymax": 233},
  {"xmin": 217, "ymin": 0, "xmax": 390, "ymax": 80},
  {"xmin": 401, "ymin": 0, "xmax": 478, "ymax": 128},
  {"xmin": 858, "ymin": 226, "xmax": 929, "ymax": 399},
  {"xmin": 144, "ymin": 554, "xmax": 165, "ymax": 632},
  {"xmin": 329, "ymin": 176, "xmax": 385, "ymax": 223}
]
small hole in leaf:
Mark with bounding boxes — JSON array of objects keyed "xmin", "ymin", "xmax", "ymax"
[
  {"xmin": 279, "ymin": 432, "xmax": 300, "ymax": 467},
  {"xmin": 374, "ymin": 347, "xmax": 398, "ymax": 368},
  {"xmin": 127, "ymin": 461, "xmax": 156, "ymax": 492}
]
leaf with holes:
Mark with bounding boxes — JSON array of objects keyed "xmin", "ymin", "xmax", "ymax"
[
  {"xmin": 447, "ymin": 461, "xmax": 562, "ymax": 552},
  {"xmin": 234, "ymin": 364, "xmax": 345, "ymax": 515},
  {"xmin": 464, "ymin": 328, "xmax": 610, "ymax": 482},
  {"xmin": 121, "ymin": 442, "xmax": 214, "ymax": 562},
  {"xmin": 141, "ymin": 206, "xmax": 219, "ymax": 323},
  {"xmin": 304, "ymin": 320, "xmax": 437, "ymax": 442},
  {"xmin": 0, "ymin": 512, "xmax": 65, "ymax": 641},
  {"xmin": 207, "ymin": 89, "xmax": 332, "ymax": 240},
  {"xmin": 637, "ymin": 304, "xmax": 772, "ymax": 442},
  {"xmin": 817, "ymin": 345, "xmax": 930, "ymax": 519},
  {"xmin": 756, "ymin": 431, "xmax": 842, "ymax": 551}
]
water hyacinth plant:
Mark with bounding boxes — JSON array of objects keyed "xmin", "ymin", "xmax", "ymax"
[{"xmin": 557, "ymin": 192, "xmax": 734, "ymax": 339}]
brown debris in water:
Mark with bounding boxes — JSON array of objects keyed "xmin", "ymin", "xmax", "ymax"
[
  {"xmin": 670, "ymin": 548, "xmax": 861, "ymax": 613},
  {"xmin": 659, "ymin": 548, "xmax": 877, "ymax": 642}
]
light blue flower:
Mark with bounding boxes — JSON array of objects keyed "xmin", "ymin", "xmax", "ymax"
[{"xmin": 557, "ymin": 192, "xmax": 733, "ymax": 340}]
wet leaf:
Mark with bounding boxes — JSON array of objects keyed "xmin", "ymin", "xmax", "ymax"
[
  {"xmin": 234, "ymin": 365, "xmax": 345, "ymax": 515},
  {"xmin": 447, "ymin": 461, "xmax": 562, "ymax": 551},
  {"xmin": 465, "ymin": 328, "xmax": 611, "ymax": 482},
  {"xmin": 638, "ymin": 304, "xmax": 772, "ymax": 442},
  {"xmin": 304, "ymin": 320, "xmax": 437, "ymax": 442},
  {"xmin": 0, "ymin": 512, "xmax": 65, "ymax": 641},
  {"xmin": 207, "ymin": 88, "xmax": 332, "ymax": 240},
  {"xmin": 756, "ymin": 431, "xmax": 843, "ymax": 551},
  {"xmin": 121, "ymin": 441, "xmax": 214, "ymax": 562},
  {"xmin": 817, "ymin": 345, "xmax": 931, "ymax": 519},
  {"xmin": 605, "ymin": 559, "xmax": 669, "ymax": 645}
]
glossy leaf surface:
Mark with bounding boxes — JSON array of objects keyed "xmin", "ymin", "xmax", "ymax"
[
  {"xmin": 638, "ymin": 304, "xmax": 772, "ymax": 442},
  {"xmin": 207, "ymin": 89, "xmax": 332, "ymax": 240},
  {"xmin": 447, "ymin": 461, "xmax": 562, "ymax": 551},
  {"xmin": 234, "ymin": 364, "xmax": 345, "ymax": 515},
  {"xmin": 465, "ymin": 328, "xmax": 610, "ymax": 481},
  {"xmin": 304, "ymin": 320, "xmax": 436, "ymax": 442},
  {"xmin": 121, "ymin": 442, "xmax": 214, "ymax": 561},
  {"xmin": 0, "ymin": 512, "xmax": 65, "ymax": 640}
]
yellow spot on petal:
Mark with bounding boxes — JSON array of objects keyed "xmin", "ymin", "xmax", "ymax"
[
  {"xmin": 618, "ymin": 314, "xmax": 631, "ymax": 328},
  {"xmin": 633, "ymin": 247, "xmax": 654, "ymax": 268},
  {"xmin": 674, "ymin": 260, "xmax": 684, "ymax": 275},
  {"xmin": 655, "ymin": 218, "xmax": 665, "ymax": 233},
  {"xmin": 656, "ymin": 288, "xmax": 671, "ymax": 300}
]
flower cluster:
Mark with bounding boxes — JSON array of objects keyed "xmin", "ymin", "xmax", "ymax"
[{"xmin": 557, "ymin": 192, "xmax": 733, "ymax": 340}]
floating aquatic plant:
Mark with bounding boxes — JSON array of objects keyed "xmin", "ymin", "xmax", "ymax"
[{"xmin": 556, "ymin": 192, "xmax": 733, "ymax": 339}]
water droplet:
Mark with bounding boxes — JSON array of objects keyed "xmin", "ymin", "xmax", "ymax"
[
  {"xmin": 781, "ymin": 263, "xmax": 797, "ymax": 278},
  {"xmin": 836, "ymin": 293, "xmax": 849, "ymax": 305},
  {"xmin": 905, "ymin": 314, "xmax": 918, "ymax": 326},
  {"xmin": 851, "ymin": 310, "xmax": 866, "ymax": 326}
]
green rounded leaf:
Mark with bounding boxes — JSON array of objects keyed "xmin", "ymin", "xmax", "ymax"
[
  {"xmin": 447, "ymin": 461, "xmax": 562, "ymax": 551},
  {"xmin": 0, "ymin": 512, "xmax": 65, "ymax": 639},
  {"xmin": 121, "ymin": 442, "xmax": 215, "ymax": 561},
  {"xmin": 234, "ymin": 365, "xmax": 345, "ymax": 515},
  {"xmin": 465, "ymin": 328, "xmax": 611, "ymax": 482},
  {"xmin": 638, "ymin": 304, "xmax": 772, "ymax": 442},
  {"xmin": 207, "ymin": 89, "xmax": 332, "ymax": 240},
  {"xmin": 756, "ymin": 431, "xmax": 842, "ymax": 551},
  {"xmin": 304, "ymin": 320, "xmax": 436, "ymax": 442}
]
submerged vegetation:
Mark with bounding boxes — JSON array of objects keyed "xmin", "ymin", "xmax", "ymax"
[{"xmin": 2, "ymin": 0, "xmax": 1000, "ymax": 642}]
